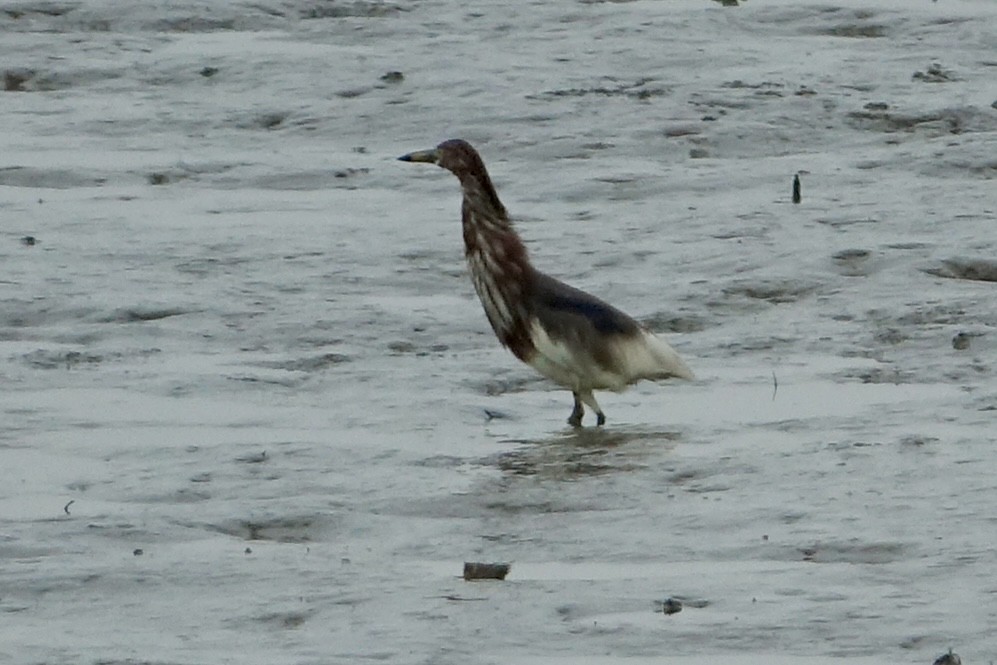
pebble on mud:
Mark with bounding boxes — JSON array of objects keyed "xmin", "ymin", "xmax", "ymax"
[
  {"xmin": 4, "ymin": 68, "xmax": 33, "ymax": 91},
  {"xmin": 483, "ymin": 408, "xmax": 510, "ymax": 421},
  {"xmin": 913, "ymin": 63, "xmax": 956, "ymax": 83},
  {"xmin": 933, "ymin": 649, "xmax": 961, "ymax": 665},
  {"xmin": 658, "ymin": 598, "xmax": 683, "ymax": 615},
  {"xmin": 952, "ymin": 332, "xmax": 971, "ymax": 350},
  {"xmin": 463, "ymin": 562, "xmax": 510, "ymax": 580}
]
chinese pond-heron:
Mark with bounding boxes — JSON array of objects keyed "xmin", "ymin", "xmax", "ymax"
[{"xmin": 399, "ymin": 139, "xmax": 693, "ymax": 426}]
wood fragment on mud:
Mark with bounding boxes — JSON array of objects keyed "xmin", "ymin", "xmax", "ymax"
[{"xmin": 463, "ymin": 562, "xmax": 510, "ymax": 580}]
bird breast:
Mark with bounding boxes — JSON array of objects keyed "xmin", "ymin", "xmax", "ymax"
[
  {"xmin": 462, "ymin": 217, "xmax": 536, "ymax": 361},
  {"xmin": 468, "ymin": 250, "xmax": 515, "ymax": 330},
  {"xmin": 467, "ymin": 243, "xmax": 524, "ymax": 337}
]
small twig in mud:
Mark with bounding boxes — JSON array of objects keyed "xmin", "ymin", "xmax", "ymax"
[
  {"xmin": 792, "ymin": 174, "xmax": 801, "ymax": 203},
  {"xmin": 441, "ymin": 595, "xmax": 488, "ymax": 602},
  {"xmin": 463, "ymin": 562, "xmax": 510, "ymax": 580},
  {"xmin": 772, "ymin": 371, "xmax": 778, "ymax": 401},
  {"xmin": 63, "ymin": 500, "xmax": 74, "ymax": 515}
]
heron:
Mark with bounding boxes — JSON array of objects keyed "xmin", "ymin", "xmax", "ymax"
[{"xmin": 398, "ymin": 139, "xmax": 693, "ymax": 426}]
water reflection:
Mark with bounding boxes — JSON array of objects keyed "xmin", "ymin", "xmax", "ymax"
[{"xmin": 487, "ymin": 426, "xmax": 681, "ymax": 480}]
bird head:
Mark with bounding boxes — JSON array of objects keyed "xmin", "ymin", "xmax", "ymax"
[{"xmin": 398, "ymin": 139, "xmax": 485, "ymax": 178}]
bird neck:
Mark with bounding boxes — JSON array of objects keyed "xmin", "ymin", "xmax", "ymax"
[
  {"xmin": 457, "ymin": 169, "xmax": 506, "ymax": 220},
  {"xmin": 458, "ymin": 173, "xmax": 535, "ymax": 360},
  {"xmin": 458, "ymin": 173, "xmax": 529, "ymax": 267}
]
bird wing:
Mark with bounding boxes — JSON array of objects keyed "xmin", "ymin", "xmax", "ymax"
[{"xmin": 531, "ymin": 272, "xmax": 641, "ymax": 336}]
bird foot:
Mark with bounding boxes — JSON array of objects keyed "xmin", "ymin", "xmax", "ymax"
[
  {"xmin": 569, "ymin": 393, "xmax": 605, "ymax": 427},
  {"xmin": 568, "ymin": 395, "xmax": 584, "ymax": 427},
  {"xmin": 567, "ymin": 412, "xmax": 605, "ymax": 427}
]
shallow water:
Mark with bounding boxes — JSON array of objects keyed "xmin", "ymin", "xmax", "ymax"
[{"xmin": 2, "ymin": 1, "xmax": 996, "ymax": 663}]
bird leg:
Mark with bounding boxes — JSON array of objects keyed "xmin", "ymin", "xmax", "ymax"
[
  {"xmin": 578, "ymin": 390, "xmax": 606, "ymax": 427},
  {"xmin": 567, "ymin": 390, "xmax": 607, "ymax": 427},
  {"xmin": 568, "ymin": 392, "xmax": 584, "ymax": 427}
]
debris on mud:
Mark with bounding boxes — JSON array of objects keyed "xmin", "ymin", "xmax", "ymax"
[{"xmin": 463, "ymin": 562, "xmax": 510, "ymax": 580}]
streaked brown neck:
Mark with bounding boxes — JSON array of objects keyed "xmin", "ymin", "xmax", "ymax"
[{"xmin": 457, "ymin": 171, "xmax": 535, "ymax": 360}]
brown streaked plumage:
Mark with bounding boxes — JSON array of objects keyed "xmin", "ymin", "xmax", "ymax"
[{"xmin": 399, "ymin": 139, "xmax": 693, "ymax": 426}]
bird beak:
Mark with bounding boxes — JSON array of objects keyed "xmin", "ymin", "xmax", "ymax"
[{"xmin": 398, "ymin": 148, "xmax": 440, "ymax": 164}]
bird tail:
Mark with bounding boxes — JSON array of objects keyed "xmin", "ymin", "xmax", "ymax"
[
  {"xmin": 639, "ymin": 330, "xmax": 695, "ymax": 381},
  {"xmin": 607, "ymin": 329, "xmax": 694, "ymax": 387}
]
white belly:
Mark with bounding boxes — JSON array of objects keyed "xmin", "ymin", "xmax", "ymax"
[{"xmin": 524, "ymin": 319, "xmax": 693, "ymax": 392}]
